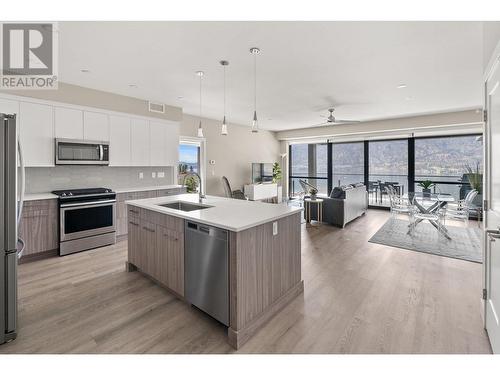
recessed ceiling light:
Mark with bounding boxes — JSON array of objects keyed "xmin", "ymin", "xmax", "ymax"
[
  {"xmin": 80, "ymin": 69, "xmax": 90, "ymax": 73},
  {"xmin": 128, "ymin": 83, "xmax": 138, "ymax": 88},
  {"xmin": 397, "ymin": 84, "xmax": 407, "ymax": 89},
  {"xmin": 405, "ymin": 96, "xmax": 413, "ymax": 101},
  {"xmin": 177, "ymin": 96, "xmax": 184, "ymax": 100},
  {"xmin": 267, "ymin": 118, "xmax": 273, "ymax": 120}
]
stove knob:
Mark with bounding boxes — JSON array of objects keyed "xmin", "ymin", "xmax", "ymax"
[
  {"xmin": 61, "ymin": 193, "xmax": 66, "ymax": 197},
  {"xmin": 68, "ymin": 192, "xmax": 73, "ymax": 196}
]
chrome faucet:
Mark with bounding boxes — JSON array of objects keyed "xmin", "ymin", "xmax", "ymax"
[{"xmin": 182, "ymin": 172, "xmax": 205, "ymax": 202}]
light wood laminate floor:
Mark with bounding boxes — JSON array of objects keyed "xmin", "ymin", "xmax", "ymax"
[{"xmin": 0, "ymin": 210, "xmax": 492, "ymax": 354}]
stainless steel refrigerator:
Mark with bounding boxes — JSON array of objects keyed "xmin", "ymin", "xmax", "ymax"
[{"xmin": 1, "ymin": 113, "xmax": 25, "ymax": 345}]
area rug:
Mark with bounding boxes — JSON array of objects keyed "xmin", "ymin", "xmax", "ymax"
[{"xmin": 368, "ymin": 218, "xmax": 482, "ymax": 263}]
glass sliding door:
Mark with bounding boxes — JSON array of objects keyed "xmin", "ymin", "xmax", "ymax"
[
  {"xmin": 414, "ymin": 135, "xmax": 483, "ymax": 201},
  {"xmin": 289, "ymin": 143, "xmax": 328, "ymax": 198},
  {"xmin": 331, "ymin": 142, "xmax": 364, "ymax": 187},
  {"xmin": 368, "ymin": 139, "xmax": 408, "ymax": 207}
]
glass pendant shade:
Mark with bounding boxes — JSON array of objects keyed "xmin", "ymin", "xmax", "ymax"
[
  {"xmin": 197, "ymin": 120, "xmax": 204, "ymax": 138},
  {"xmin": 251, "ymin": 110, "xmax": 258, "ymax": 133},
  {"xmin": 221, "ymin": 116, "xmax": 228, "ymax": 135}
]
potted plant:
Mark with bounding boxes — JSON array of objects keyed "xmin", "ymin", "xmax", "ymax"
[
  {"xmin": 184, "ymin": 175, "xmax": 199, "ymax": 193},
  {"xmin": 464, "ymin": 163, "xmax": 483, "ymax": 206},
  {"xmin": 272, "ymin": 162, "xmax": 282, "ymax": 184},
  {"xmin": 418, "ymin": 180, "xmax": 435, "ymax": 198}
]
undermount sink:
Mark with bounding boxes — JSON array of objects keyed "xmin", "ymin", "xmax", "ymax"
[{"xmin": 158, "ymin": 201, "xmax": 212, "ymax": 212}]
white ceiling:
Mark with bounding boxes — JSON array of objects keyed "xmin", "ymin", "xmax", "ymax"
[{"xmin": 58, "ymin": 21, "xmax": 484, "ymax": 131}]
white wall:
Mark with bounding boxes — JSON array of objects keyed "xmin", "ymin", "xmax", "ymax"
[
  {"xmin": 180, "ymin": 114, "xmax": 281, "ymax": 196},
  {"xmin": 483, "ymin": 21, "xmax": 500, "ymax": 73}
]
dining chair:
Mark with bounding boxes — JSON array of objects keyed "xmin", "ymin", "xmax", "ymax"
[
  {"xmin": 367, "ymin": 181, "xmax": 378, "ymax": 204},
  {"xmin": 221, "ymin": 176, "xmax": 246, "ymax": 200},
  {"xmin": 409, "ymin": 193, "xmax": 446, "ymax": 237},
  {"xmin": 386, "ymin": 186, "xmax": 413, "ymax": 220},
  {"xmin": 440, "ymin": 189, "xmax": 478, "ymax": 225}
]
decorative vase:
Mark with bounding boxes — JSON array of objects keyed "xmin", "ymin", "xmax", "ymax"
[{"xmin": 422, "ymin": 188, "xmax": 431, "ymax": 198}]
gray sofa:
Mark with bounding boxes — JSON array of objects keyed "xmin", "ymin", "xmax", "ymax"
[{"xmin": 305, "ymin": 184, "xmax": 368, "ymax": 227}]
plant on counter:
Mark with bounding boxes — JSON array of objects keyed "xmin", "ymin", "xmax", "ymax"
[
  {"xmin": 464, "ymin": 162, "xmax": 483, "ymax": 194},
  {"xmin": 418, "ymin": 180, "xmax": 435, "ymax": 190},
  {"xmin": 184, "ymin": 175, "xmax": 199, "ymax": 193},
  {"xmin": 272, "ymin": 162, "xmax": 282, "ymax": 184}
]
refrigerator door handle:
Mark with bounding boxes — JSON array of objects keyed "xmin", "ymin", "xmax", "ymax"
[{"xmin": 17, "ymin": 138, "xmax": 25, "ymax": 259}]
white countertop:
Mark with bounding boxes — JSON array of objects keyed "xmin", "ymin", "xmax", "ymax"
[
  {"xmin": 126, "ymin": 194, "xmax": 302, "ymax": 232},
  {"xmin": 24, "ymin": 193, "xmax": 58, "ymax": 201},
  {"xmin": 113, "ymin": 185, "xmax": 183, "ymax": 194},
  {"xmin": 23, "ymin": 185, "xmax": 183, "ymax": 201}
]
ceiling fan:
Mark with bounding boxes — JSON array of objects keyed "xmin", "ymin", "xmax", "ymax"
[{"xmin": 311, "ymin": 108, "xmax": 360, "ymax": 126}]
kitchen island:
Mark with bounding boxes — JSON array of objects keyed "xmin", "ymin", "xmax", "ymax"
[{"xmin": 125, "ymin": 194, "xmax": 303, "ymax": 349}]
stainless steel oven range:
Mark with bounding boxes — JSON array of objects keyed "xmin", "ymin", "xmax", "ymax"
[{"xmin": 52, "ymin": 188, "xmax": 116, "ymax": 256}]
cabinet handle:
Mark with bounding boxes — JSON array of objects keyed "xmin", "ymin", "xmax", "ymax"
[
  {"xmin": 143, "ymin": 226, "xmax": 155, "ymax": 233},
  {"xmin": 129, "ymin": 221, "xmax": 139, "ymax": 226},
  {"xmin": 163, "ymin": 234, "xmax": 178, "ymax": 241}
]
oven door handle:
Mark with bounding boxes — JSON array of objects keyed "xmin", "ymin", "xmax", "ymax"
[{"xmin": 60, "ymin": 199, "xmax": 117, "ymax": 208}]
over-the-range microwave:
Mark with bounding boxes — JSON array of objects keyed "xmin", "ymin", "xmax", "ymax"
[{"xmin": 55, "ymin": 138, "xmax": 110, "ymax": 165}]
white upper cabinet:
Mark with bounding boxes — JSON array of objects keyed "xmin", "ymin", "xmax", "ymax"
[
  {"xmin": 84, "ymin": 111, "xmax": 109, "ymax": 141},
  {"xmin": 1, "ymin": 96, "xmax": 180, "ymax": 168},
  {"xmin": 130, "ymin": 118, "xmax": 150, "ymax": 166},
  {"xmin": 149, "ymin": 121, "xmax": 167, "ymax": 166},
  {"xmin": 109, "ymin": 115, "xmax": 131, "ymax": 166},
  {"xmin": 19, "ymin": 102, "xmax": 54, "ymax": 167},
  {"xmin": 150, "ymin": 120, "xmax": 179, "ymax": 166},
  {"xmin": 54, "ymin": 106, "xmax": 83, "ymax": 139},
  {"xmin": 165, "ymin": 121, "xmax": 180, "ymax": 166}
]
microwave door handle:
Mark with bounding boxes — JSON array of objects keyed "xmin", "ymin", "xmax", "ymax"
[{"xmin": 99, "ymin": 144, "xmax": 104, "ymax": 161}]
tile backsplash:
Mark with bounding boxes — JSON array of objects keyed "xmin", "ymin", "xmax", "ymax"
[{"xmin": 25, "ymin": 166, "xmax": 174, "ymax": 193}]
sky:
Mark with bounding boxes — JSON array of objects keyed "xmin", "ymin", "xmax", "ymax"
[{"xmin": 179, "ymin": 144, "xmax": 198, "ymax": 164}]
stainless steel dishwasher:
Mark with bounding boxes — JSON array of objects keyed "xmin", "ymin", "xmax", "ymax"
[{"xmin": 185, "ymin": 221, "xmax": 229, "ymax": 326}]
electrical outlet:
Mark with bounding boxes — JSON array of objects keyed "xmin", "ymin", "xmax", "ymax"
[
  {"xmin": 158, "ymin": 171, "xmax": 165, "ymax": 178},
  {"xmin": 152, "ymin": 172, "xmax": 156, "ymax": 178},
  {"xmin": 273, "ymin": 221, "xmax": 278, "ymax": 236},
  {"xmin": 139, "ymin": 172, "xmax": 144, "ymax": 179}
]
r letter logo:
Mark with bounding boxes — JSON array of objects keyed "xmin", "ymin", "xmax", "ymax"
[{"xmin": 0, "ymin": 23, "xmax": 58, "ymax": 89}]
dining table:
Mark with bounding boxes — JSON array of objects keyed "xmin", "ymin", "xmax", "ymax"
[{"xmin": 402, "ymin": 192, "xmax": 455, "ymax": 239}]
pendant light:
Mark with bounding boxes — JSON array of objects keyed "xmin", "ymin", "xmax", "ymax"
[
  {"xmin": 220, "ymin": 60, "xmax": 229, "ymax": 135},
  {"xmin": 196, "ymin": 71, "xmax": 204, "ymax": 138},
  {"xmin": 250, "ymin": 47, "xmax": 260, "ymax": 133}
]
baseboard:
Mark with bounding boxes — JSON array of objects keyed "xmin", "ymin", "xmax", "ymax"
[
  {"xmin": 228, "ymin": 280, "xmax": 304, "ymax": 349},
  {"xmin": 19, "ymin": 249, "xmax": 58, "ymax": 264}
]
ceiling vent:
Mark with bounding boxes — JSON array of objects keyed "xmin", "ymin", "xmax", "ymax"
[{"xmin": 148, "ymin": 101, "xmax": 165, "ymax": 114}]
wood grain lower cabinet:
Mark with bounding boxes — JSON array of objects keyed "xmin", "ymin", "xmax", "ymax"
[
  {"xmin": 19, "ymin": 199, "xmax": 59, "ymax": 257},
  {"xmin": 156, "ymin": 225, "xmax": 184, "ymax": 296},
  {"xmin": 117, "ymin": 188, "xmax": 184, "ymax": 236},
  {"xmin": 127, "ymin": 214, "xmax": 141, "ymax": 266},
  {"xmin": 127, "ymin": 207, "xmax": 184, "ymax": 297}
]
